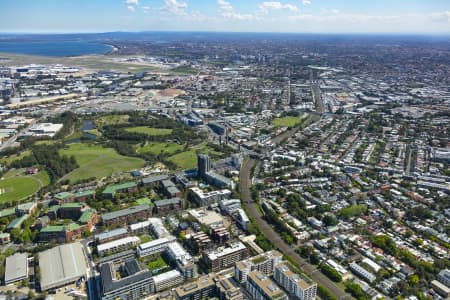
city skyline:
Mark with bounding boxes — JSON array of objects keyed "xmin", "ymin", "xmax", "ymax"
[{"xmin": 1, "ymin": 0, "xmax": 449, "ymax": 34}]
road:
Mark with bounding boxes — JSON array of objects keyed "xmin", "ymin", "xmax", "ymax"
[
  {"xmin": 311, "ymin": 84, "xmax": 325, "ymax": 114},
  {"xmin": 240, "ymin": 158, "xmax": 349, "ymax": 299},
  {"xmin": 239, "ymin": 115, "xmax": 350, "ymax": 299},
  {"xmin": 81, "ymin": 238, "xmax": 100, "ymax": 300}
]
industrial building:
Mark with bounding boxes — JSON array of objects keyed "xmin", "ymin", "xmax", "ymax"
[
  {"xmin": 38, "ymin": 242, "xmax": 88, "ymax": 291},
  {"xmin": 4, "ymin": 253, "xmax": 28, "ymax": 285}
]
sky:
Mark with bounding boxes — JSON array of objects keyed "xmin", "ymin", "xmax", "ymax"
[{"xmin": 0, "ymin": 0, "xmax": 449, "ymax": 34}]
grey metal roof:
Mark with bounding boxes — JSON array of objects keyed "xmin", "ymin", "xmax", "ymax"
[
  {"xmin": 5, "ymin": 253, "xmax": 28, "ymax": 284},
  {"xmin": 95, "ymin": 228, "xmax": 128, "ymax": 242},
  {"xmin": 141, "ymin": 175, "xmax": 169, "ymax": 185},
  {"xmin": 101, "ymin": 204, "xmax": 150, "ymax": 221},
  {"xmin": 38, "ymin": 242, "xmax": 87, "ymax": 291},
  {"xmin": 154, "ymin": 197, "xmax": 182, "ymax": 208},
  {"xmin": 100, "ymin": 260, "xmax": 152, "ymax": 294}
]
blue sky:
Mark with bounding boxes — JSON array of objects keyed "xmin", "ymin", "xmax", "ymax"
[{"xmin": 0, "ymin": 0, "xmax": 449, "ymax": 34}]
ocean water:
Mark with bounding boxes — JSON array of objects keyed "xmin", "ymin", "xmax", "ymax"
[{"xmin": 0, "ymin": 41, "xmax": 113, "ymax": 57}]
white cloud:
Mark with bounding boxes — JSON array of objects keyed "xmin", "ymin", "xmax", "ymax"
[
  {"xmin": 218, "ymin": 0, "xmax": 256, "ymax": 21},
  {"xmin": 125, "ymin": 0, "xmax": 138, "ymax": 5},
  {"xmin": 127, "ymin": 5, "xmax": 136, "ymax": 12},
  {"xmin": 142, "ymin": 6, "xmax": 150, "ymax": 13},
  {"xmin": 222, "ymin": 11, "xmax": 255, "ymax": 21},
  {"xmin": 429, "ymin": 11, "xmax": 450, "ymax": 23},
  {"xmin": 288, "ymin": 14, "xmax": 315, "ymax": 21},
  {"xmin": 288, "ymin": 12, "xmax": 402, "ymax": 24},
  {"xmin": 259, "ymin": 2, "xmax": 298, "ymax": 13},
  {"xmin": 162, "ymin": 0, "xmax": 188, "ymax": 15},
  {"xmin": 301, "ymin": 0, "xmax": 311, "ymax": 5},
  {"xmin": 218, "ymin": 0, "xmax": 233, "ymax": 12}
]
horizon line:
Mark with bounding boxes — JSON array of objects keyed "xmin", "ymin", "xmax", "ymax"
[{"xmin": 1, "ymin": 30, "xmax": 450, "ymax": 36}]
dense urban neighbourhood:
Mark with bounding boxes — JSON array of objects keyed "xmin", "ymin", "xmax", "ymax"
[{"xmin": 0, "ymin": 33, "xmax": 448, "ymax": 300}]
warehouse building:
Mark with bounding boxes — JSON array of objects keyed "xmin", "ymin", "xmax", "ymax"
[
  {"xmin": 38, "ymin": 242, "xmax": 87, "ymax": 291},
  {"xmin": 4, "ymin": 253, "xmax": 28, "ymax": 285}
]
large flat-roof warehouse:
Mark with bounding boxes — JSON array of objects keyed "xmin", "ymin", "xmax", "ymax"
[
  {"xmin": 38, "ymin": 242, "xmax": 87, "ymax": 291},
  {"xmin": 5, "ymin": 253, "xmax": 28, "ymax": 285}
]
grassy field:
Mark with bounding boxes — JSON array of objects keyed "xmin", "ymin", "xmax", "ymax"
[
  {"xmin": 125, "ymin": 126, "xmax": 173, "ymax": 136},
  {"xmin": 0, "ymin": 169, "xmax": 50, "ymax": 203},
  {"xmin": 272, "ymin": 116, "xmax": 303, "ymax": 127},
  {"xmin": 96, "ymin": 114, "xmax": 129, "ymax": 127},
  {"xmin": 0, "ymin": 150, "xmax": 32, "ymax": 166},
  {"xmin": 59, "ymin": 143, "xmax": 145, "ymax": 183},
  {"xmin": 167, "ymin": 149, "xmax": 199, "ymax": 170},
  {"xmin": 167, "ymin": 143, "xmax": 223, "ymax": 170},
  {"xmin": 137, "ymin": 142, "xmax": 184, "ymax": 155}
]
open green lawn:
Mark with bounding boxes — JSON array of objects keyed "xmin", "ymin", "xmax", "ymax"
[
  {"xmin": 167, "ymin": 143, "xmax": 223, "ymax": 170},
  {"xmin": 0, "ymin": 175, "xmax": 41, "ymax": 203},
  {"xmin": 125, "ymin": 126, "xmax": 173, "ymax": 136},
  {"xmin": 0, "ymin": 150, "xmax": 31, "ymax": 166},
  {"xmin": 34, "ymin": 170, "xmax": 51, "ymax": 186},
  {"xmin": 147, "ymin": 255, "xmax": 167, "ymax": 270},
  {"xmin": 167, "ymin": 149, "xmax": 198, "ymax": 170},
  {"xmin": 59, "ymin": 143, "xmax": 145, "ymax": 183},
  {"xmin": 137, "ymin": 142, "xmax": 184, "ymax": 155},
  {"xmin": 272, "ymin": 116, "xmax": 303, "ymax": 127},
  {"xmin": 96, "ymin": 115, "xmax": 129, "ymax": 127}
]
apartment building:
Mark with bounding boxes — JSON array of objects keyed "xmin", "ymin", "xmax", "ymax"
[
  {"xmin": 246, "ymin": 271, "xmax": 288, "ymax": 300},
  {"xmin": 274, "ymin": 262, "xmax": 317, "ymax": 300},
  {"xmin": 153, "ymin": 270, "xmax": 184, "ymax": 292},
  {"xmin": 137, "ymin": 235, "xmax": 176, "ymax": 257},
  {"xmin": 97, "ymin": 236, "xmax": 140, "ymax": 257},
  {"xmin": 234, "ymin": 250, "xmax": 283, "ymax": 283},
  {"xmin": 203, "ymin": 242, "xmax": 249, "ymax": 272},
  {"xmin": 101, "ymin": 204, "xmax": 151, "ymax": 227}
]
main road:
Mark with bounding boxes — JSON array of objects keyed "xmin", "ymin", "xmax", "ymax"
[{"xmin": 239, "ymin": 118, "xmax": 350, "ymax": 299}]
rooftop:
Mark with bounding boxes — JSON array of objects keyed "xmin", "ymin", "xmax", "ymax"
[
  {"xmin": 102, "ymin": 181, "xmax": 137, "ymax": 194},
  {"xmin": 248, "ymin": 271, "xmax": 286, "ymax": 299},
  {"xmin": 155, "ymin": 197, "xmax": 182, "ymax": 208},
  {"xmin": 39, "ymin": 242, "xmax": 87, "ymax": 291},
  {"xmin": 101, "ymin": 204, "xmax": 150, "ymax": 221},
  {"xmin": 5, "ymin": 253, "xmax": 28, "ymax": 284}
]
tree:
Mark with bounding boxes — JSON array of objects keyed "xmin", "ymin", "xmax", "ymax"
[
  {"xmin": 408, "ymin": 274, "xmax": 419, "ymax": 285},
  {"xmin": 345, "ymin": 281, "xmax": 368, "ymax": 300},
  {"xmin": 310, "ymin": 252, "xmax": 320, "ymax": 265},
  {"xmin": 320, "ymin": 264, "xmax": 342, "ymax": 282},
  {"xmin": 322, "ymin": 215, "xmax": 338, "ymax": 227}
]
